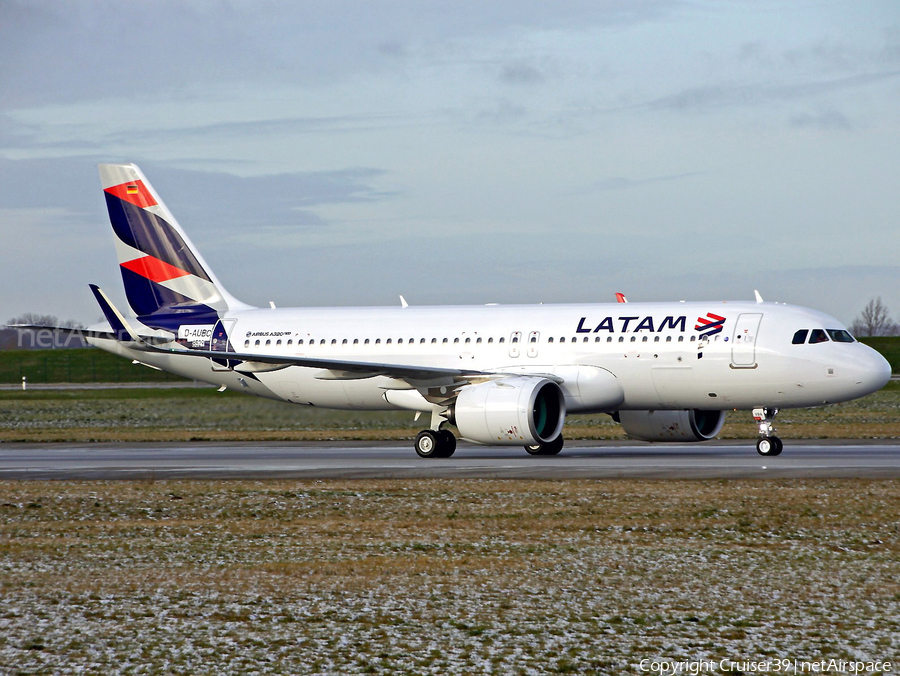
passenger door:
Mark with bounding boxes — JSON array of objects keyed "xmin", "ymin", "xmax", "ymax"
[{"xmin": 731, "ymin": 313, "xmax": 762, "ymax": 368}]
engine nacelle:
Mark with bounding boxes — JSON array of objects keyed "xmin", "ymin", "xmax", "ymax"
[
  {"xmin": 451, "ymin": 376, "xmax": 565, "ymax": 445},
  {"xmin": 618, "ymin": 409, "xmax": 725, "ymax": 442}
]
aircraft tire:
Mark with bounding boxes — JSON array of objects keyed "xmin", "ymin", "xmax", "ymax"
[
  {"xmin": 436, "ymin": 430, "xmax": 457, "ymax": 458},
  {"xmin": 771, "ymin": 437, "xmax": 783, "ymax": 455},
  {"xmin": 756, "ymin": 436, "xmax": 783, "ymax": 456},
  {"xmin": 415, "ymin": 430, "xmax": 440, "ymax": 458},
  {"xmin": 525, "ymin": 434, "xmax": 564, "ymax": 456}
]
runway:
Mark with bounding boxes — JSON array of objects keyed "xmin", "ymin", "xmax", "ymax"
[{"xmin": 1, "ymin": 440, "xmax": 899, "ymax": 479}]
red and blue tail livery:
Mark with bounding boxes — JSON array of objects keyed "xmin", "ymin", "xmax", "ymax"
[{"xmin": 100, "ymin": 164, "xmax": 243, "ymax": 327}]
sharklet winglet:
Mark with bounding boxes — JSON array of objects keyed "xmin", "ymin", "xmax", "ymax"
[{"xmin": 89, "ymin": 284, "xmax": 141, "ymax": 343}]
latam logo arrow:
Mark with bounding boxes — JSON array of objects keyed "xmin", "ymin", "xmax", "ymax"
[{"xmin": 695, "ymin": 312, "xmax": 726, "ymax": 337}]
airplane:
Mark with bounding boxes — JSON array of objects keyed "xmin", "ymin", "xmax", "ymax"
[{"xmin": 15, "ymin": 163, "xmax": 892, "ymax": 458}]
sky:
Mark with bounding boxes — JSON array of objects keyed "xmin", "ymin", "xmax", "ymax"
[{"xmin": 2, "ymin": 0, "xmax": 899, "ymax": 327}]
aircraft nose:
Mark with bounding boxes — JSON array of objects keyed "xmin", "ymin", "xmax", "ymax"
[{"xmin": 854, "ymin": 345, "xmax": 892, "ymax": 396}]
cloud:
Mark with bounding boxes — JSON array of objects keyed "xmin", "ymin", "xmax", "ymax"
[
  {"xmin": 569, "ymin": 172, "xmax": 704, "ymax": 195},
  {"xmin": 0, "ymin": 0, "xmax": 682, "ymax": 111},
  {"xmin": 500, "ymin": 62, "xmax": 545, "ymax": 85},
  {"xmin": 643, "ymin": 70, "xmax": 900, "ymax": 113},
  {"xmin": 0, "ymin": 156, "xmax": 396, "ymax": 236},
  {"xmin": 789, "ymin": 109, "xmax": 853, "ymax": 131}
]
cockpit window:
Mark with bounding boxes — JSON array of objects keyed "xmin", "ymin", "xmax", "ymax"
[
  {"xmin": 791, "ymin": 329, "xmax": 808, "ymax": 345},
  {"xmin": 809, "ymin": 329, "xmax": 829, "ymax": 344},
  {"xmin": 827, "ymin": 329, "xmax": 854, "ymax": 343}
]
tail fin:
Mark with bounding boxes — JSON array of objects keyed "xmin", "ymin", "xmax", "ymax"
[{"xmin": 99, "ymin": 164, "xmax": 246, "ymax": 324}]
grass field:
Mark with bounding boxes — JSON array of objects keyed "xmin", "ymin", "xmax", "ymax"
[
  {"xmin": 2, "ymin": 382, "xmax": 899, "ymax": 443},
  {"xmin": 1, "ymin": 480, "xmax": 896, "ymax": 673},
  {"xmin": 0, "ymin": 348, "xmax": 187, "ymax": 384}
]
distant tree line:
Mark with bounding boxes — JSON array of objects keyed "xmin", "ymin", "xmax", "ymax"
[{"xmin": 850, "ymin": 298, "xmax": 899, "ymax": 337}]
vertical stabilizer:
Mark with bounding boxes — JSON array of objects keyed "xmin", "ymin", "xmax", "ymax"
[{"xmin": 99, "ymin": 163, "xmax": 247, "ymax": 321}]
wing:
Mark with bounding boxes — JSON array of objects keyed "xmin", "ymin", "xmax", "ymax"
[{"xmin": 140, "ymin": 343, "xmax": 489, "ymax": 382}]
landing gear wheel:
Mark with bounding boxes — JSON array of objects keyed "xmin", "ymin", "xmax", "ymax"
[
  {"xmin": 436, "ymin": 429, "xmax": 457, "ymax": 458},
  {"xmin": 756, "ymin": 436, "xmax": 783, "ymax": 456},
  {"xmin": 415, "ymin": 430, "xmax": 440, "ymax": 458},
  {"xmin": 415, "ymin": 429, "xmax": 457, "ymax": 458},
  {"xmin": 771, "ymin": 437, "xmax": 783, "ymax": 456},
  {"xmin": 525, "ymin": 434, "xmax": 564, "ymax": 456}
]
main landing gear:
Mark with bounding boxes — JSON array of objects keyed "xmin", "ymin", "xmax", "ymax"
[
  {"xmin": 414, "ymin": 429, "xmax": 457, "ymax": 458},
  {"xmin": 413, "ymin": 429, "xmax": 566, "ymax": 458},
  {"xmin": 753, "ymin": 407, "xmax": 783, "ymax": 456},
  {"xmin": 525, "ymin": 434, "xmax": 565, "ymax": 456}
]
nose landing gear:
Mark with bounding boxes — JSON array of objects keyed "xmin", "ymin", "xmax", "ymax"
[{"xmin": 753, "ymin": 407, "xmax": 783, "ymax": 456}]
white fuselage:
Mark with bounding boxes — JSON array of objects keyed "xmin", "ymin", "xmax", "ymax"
[{"xmin": 89, "ymin": 300, "xmax": 891, "ymax": 414}]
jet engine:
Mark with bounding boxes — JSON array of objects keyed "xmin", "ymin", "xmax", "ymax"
[
  {"xmin": 450, "ymin": 376, "xmax": 565, "ymax": 445},
  {"xmin": 618, "ymin": 409, "xmax": 725, "ymax": 442}
]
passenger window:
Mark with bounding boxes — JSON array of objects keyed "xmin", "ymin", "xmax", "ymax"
[
  {"xmin": 287, "ymin": 339, "xmax": 293, "ymax": 346},
  {"xmin": 477, "ymin": 337, "xmax": 483, "ymax": 344},
  {"xmin": 244, "ymin": 340, "xmax": 250, "ymax": 348},
  {"xmin": 499, "ymin": 337, "xmax": 505, "ymax": 344},
  {"xmin": 571, "ymin": 337, "xmax": 577, "ymax": 343},
  {"xmin": 583, "ymin": 337, "xmax": 588, "ymax": 343},
  {"xmin": 488, "ymin": 338, "xmax": 493, "ymax": 344},
  {"xmin": 642, "ymin": 336, "xmax": 648, "ymax": 343},
  {"xmin": 809, "ymin": 329, "xmax": 829, "ymax": 344},
  {"xmin": 398, "ymin": 338, "xmax": 404, "ymax": 344},
  {"xmin": 531, "ymin": 336, "xmax": 537, "ymax": 343},
  {"xmin": 342, "ymin": 339, "xmax": 347, "ymax": 345},
  {"xmin": 512, "ymin": 337, "xmax": 519, "ymax": 343},
  {"xmin": 442, "ymin": 338, "xmax": 448, "ymax": 344},
  {"xmin": 549, "ymin": 337, "xmax": 554, "ymax": 343},
  {"xmin": 630, "ymin": 336, "xmax": 636, "ymax": 343},
  {"xmin": 465, "ymin": 337, "xmax": 471, "ymax": 344},
  {"xmin": 364, "ymin": 339, "xmax": 369, "ymax": 344},
  {"xmin": 431, "ymin": 338, "xmax": 437, "ymax": 344},
  {"xmin": 387, "ymin": 339, "xmax": 393, "ymax": 344},
  {"xmin": 454, "ymin": 338, "xmax": 459, "ymax": 344},
  {"xmin": 375, "ymin": 339, "xmax": 381, "ymax": 344},
  {"xmin": 421, "ymin": 338, "xmax": 426, "ymax": 344},
  {"xmin": 665, "ymin": 336, "xmax": 671, "ymax": 343},
  {"xmin": 277, "ymin": 339, "xmax": 282, "ymax": 346},
  {"xmin": 792, "ymin": 330, "xmax": 808, "ymax": 345},
  {"xmin": 618, "ymin": 336, "xmax": 624, "ymax": 343},
  {"xmin": 607, "ymin": 337, "xmax": 612, "ymax": 343},
  {"xmin": 331, "ymin": 339, "xmax": 337, "ymax": 345},
  {"xmin": 678, "ymin": 336, "xmax": 684, "ymax": 343},
  {"xmin": 265, "ymin": 339, "xmax": 271, "ymax": 346},
  {"xmin": 827, "ymin": 329, "xmax": 854, "ymax": 343},
  {"xmin": 353, "ymin": 339, "xmax": 358, "ymax": 344}
]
